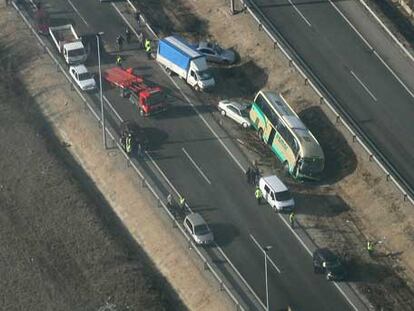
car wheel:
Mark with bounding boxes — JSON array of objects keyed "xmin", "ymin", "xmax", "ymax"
[
  {"xmin": 258, "ymin": 128, "xmax": 264, "ymax": 142},
  {"xmin": 242, "ymin": 122, "xmax": 249, "ymax": 129},
  {"xmin": 221, "ymin": 110, "xmax": 226, "ymax": 116},
  {"xmin": 195, "ymin": 85, "xmax": 201, "ymax": 92}
]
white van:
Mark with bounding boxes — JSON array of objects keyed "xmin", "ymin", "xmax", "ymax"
[{"xmin": 259, "ymin": 175, "xmax": 295, "ymax": 212}]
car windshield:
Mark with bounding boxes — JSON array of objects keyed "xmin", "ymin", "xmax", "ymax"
[
  {"xmin": 78, "ymin": 72, "xmax": 92, "ymax": 81},
  {"xmin": 300, "ymin": 157, "xmax": 324, "ymax": 174},
  {"xmin": 194, "ymin": 224, "xmax": 210, "ymax": 235},
  {"xmin": 68, "ymin": 48, "xmax": 85, "ymax": 57},
  {"xmin": 275, "ymin": 190, "xmax": 292, "ymax": 201},
  {"xmin": 197, "ymin": 69, "xmax": 212, "ymax": 81},
  {"xmin": 146, "ymin": 91, "xmax": 165, "ymax": 106},
  {"xmin": 215, "ymin": 45, "xmax": 223, "ymax": 54}
]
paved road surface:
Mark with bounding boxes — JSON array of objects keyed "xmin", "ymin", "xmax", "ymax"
[
  {"xmin": 250, "ymin": 0, "xmax": 414, "ymax": 192},
  {"xmin": 25, "ymin": 0, "xmax": 365, "ymax": 309}
]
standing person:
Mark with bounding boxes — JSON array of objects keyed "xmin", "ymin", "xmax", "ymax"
[
  {"xmin": 137, "ymin": 32, "xmax": 144, "ymax": 49},
  {"xmin": 116, "ymin": 35, "xmax": 124, "ymax": 51},
  {"xmin": 255, "ymin": 186, "xmax": 262, "ymax": 205},
  {"xmin": 144, "ymin": 38, "xmax": 152, "ymax": 59},
  {"xmin": 367, "ymin": 240, "xmax": 374, "ymax": 257},
  {"xmin": 125, "ymin": 27, "xmax": 131, "ymax": 44},
  {"xmin": 125, "ymin": 133, "xmax": 133, "ymax": 155},
  {"xmin": 289, "ymin": 211, "xmax": 295, "ymax": 228},
  {"xmin": 252, "ymin": 164, "xmax": 260, "ymax": 185},
  {"xmin": 167, "ymin": 193, "xmax": 173, "ymax": 208},
  {"xmin": 179, "ymin": 196, "xmax": 186, "ymax": 210},
  {"xmin": 245, "ymin": 167, "xmax": 253, "ymax": 184},
  {"xmin": 115, "ymin": 55, "xmax": 123, "ymax": 67},
  {"xmin": 135, "ymin": 11, "xmax": 141, "ymax": 29}
]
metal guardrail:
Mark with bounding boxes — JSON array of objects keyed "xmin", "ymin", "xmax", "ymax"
[
  {"xmin": 13, "ymin": 2, "xmax": 250, "ymax": 310},
  {"xmin": 238, "ymin": 0, "xmax": 414, "ymax": 206}
]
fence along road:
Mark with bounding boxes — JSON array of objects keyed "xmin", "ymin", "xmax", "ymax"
[{"xmin": 239, "ymin": 0, "xmax": 414, "ymax": 204}]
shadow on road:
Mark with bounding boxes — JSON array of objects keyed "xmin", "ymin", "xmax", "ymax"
[{"xmin": 210, "ymin": 223, "xmax": 240, "ymax": 247}]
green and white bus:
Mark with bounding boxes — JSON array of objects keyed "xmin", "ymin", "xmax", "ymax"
[{"xmin": 249, "ymin": 90, "xmax": 324, "ymax": 180}]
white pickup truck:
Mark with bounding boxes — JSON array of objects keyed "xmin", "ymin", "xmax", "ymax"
[{"xmin": 49, "ymin": 24, "xmax": 87, "ymax": 65}]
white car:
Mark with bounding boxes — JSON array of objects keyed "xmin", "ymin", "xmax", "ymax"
[
  {"xmin": 69, "ymin": 65, "xmax": 96, "ymax": 91},
  {"xmin": 259, "ymin": 175, "xmax": 295, "ymax": 212},
  {"xmin": 218, "ymin": 100, "xmax": 251, "ymax": 128},
  {"xmin": 183, "ymin": 213, "xmax": 214, "ymax": 245}
]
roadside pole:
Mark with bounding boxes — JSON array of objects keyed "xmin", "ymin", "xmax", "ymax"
[
  {"xmin": 97, "ymin": 32, "xmax": 106, "ymax": 149},
  {"xmin": 230, "ymin": 0, "xmax": 235, "ymax": 15}
]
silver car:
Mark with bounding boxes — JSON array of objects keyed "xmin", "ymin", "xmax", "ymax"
[
  {"xmin": 196, "ymin": 41, "xmax": 236, "ymax": 64},
  {"xmin": 218, "ymin": 100, "xmax": 251, "ymax": 128},
  {"xmin": 183, "ymin": 213, "xmax": 214, "ymax": 245}
]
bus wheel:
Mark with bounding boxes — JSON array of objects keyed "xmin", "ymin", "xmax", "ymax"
[
  {"xmin": 258, "ymin": 128, "xmax": 264, "ymax": 142},
  {"xmin": 283, "ymin": 161, "xmax": 290, "ymax": 176}
]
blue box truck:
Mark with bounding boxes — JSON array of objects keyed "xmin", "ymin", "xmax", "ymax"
[{"xmin": 156, "ymin": 36, "xmax": 215, "ymax": 91}]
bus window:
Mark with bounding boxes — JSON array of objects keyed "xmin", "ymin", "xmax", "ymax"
[
  {"xmin": 277, "ymin": 123, "xmax": 299, "ymax": 155},
  {"xmin": 255, "ymin": 93, "xmax": 267, "ymax": 110}
]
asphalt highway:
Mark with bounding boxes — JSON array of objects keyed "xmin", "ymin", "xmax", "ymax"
[
  {"xmin": 250, "ymin": 0, "xmax": 414, "ymax": 192},
  {"xmin": 23, "ymin": 0, "xmax": 364, "ymax": 309}
]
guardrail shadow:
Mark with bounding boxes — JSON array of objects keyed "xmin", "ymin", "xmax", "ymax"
[{"xmin": 298, "ymin": 106, "xmax": 357, "ymax": 183}]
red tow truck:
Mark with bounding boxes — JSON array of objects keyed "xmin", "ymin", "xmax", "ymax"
[{"xmin": 104, "ymin": 67, "xmax": 167, "ymax": 116}]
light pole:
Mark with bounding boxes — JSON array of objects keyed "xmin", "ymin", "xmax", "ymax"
[
  {"xmin": 263, "ymin": 245, "xmax": 272, "ymax": 311},
  {"xmin": 96, "ymin": 31, "xmax": 106, "ymax": 149},
  {"xmin": 230, "ymin": 0, "xmax": 235, "ymax": 15}
]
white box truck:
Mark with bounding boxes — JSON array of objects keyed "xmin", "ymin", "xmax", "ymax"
[
  {"xmin": 156, "ymin": 36, "xmax": 215, "ymax": 91},
  {"xmin": 49, "ymin": 24, "xmax": 87, "ymax": 65}
]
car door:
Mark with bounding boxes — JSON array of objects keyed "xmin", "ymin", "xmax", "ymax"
[
  {"xmin": 188, "ymin": 70, "xmax": 198, "ymax": 88},
  {"xmin": 200, "ymin": 48, "xmax": 218, "ymax": 62},
  {"xmin": 70, "ymin": 68, "xmax": 77, "ymax": 84},
  {"xmin": 227, "ymin": 105, "xmax": 240, "ymax": 124},
  {"xmin": 185, "ymin": 219, "xmax": 194, "ymax": 236}
]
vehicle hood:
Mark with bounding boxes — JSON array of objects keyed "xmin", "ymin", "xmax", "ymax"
[
  {"xmin": 221, "ymin": 49, "xmax": 236, "ymax": 63},
  {"xmin": 78, "ymin": 78, "xmax": 96, "ymax": 90}
]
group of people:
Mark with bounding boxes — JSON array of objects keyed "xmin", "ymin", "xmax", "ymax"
[
  {"xmin": 245, "ymin": 165, "xmax": 260, "ymax": 185},
  {"xmin": 114, "ymin": 11, "xmax": 152, "ymax": 67}
]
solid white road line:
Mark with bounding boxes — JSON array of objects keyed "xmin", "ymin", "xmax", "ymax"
[
  {"xmin": 350, "ymin": 70, "xmax": 378, "ymax": 102},
  {"xmin": 66, "ymin": 0, "xmax": 89, "ymax": 27},
  {"xmin": 373, "ymin": 50, "xmax": 414, "ymax": 98},
  {"xmin": 182, "ymin": 147, "xmax": 212, "ymax": 185},
  {"xmin": 329, "ymin": 0, "xmax": 414, "ymax": 99},
  {"xmin": 249, "ymin": 234, "xmax": 281, "ymax": 273},
  {"xmin": 287, "ymin": 0, "xmax": 312, "ymax": 27}
]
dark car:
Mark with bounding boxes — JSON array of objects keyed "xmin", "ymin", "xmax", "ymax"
[{"xmin": 313, "ymin": 248, "xmax": 346, "ymax": 281}]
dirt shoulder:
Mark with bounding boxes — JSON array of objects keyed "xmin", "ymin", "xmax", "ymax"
[
  {"xmin": 135, "ymin": 0, "xmax": 414, "ymax": 309},
  {"xmin": 0, "ymin": 3, "xmax": 233, "ymax": 311}
]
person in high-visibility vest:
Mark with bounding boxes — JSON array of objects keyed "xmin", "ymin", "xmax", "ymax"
[
  {"xmin": 367, "ymin": 240, "xmax": 374, "ymax": 257},
  {"xmin": 255, "ymin": 186, "xmax": 262, "ymax": 205},
  {"xmin": 289, "ymin": 211, "xmax": 295, "ymax": 228},
  {"xmin": 116, "ymin": 55, "xmax": 123, "ymax": 67},
  {"xmin": 144, "ymin": 39, "xmax": 152, "ymax": 59},
  {"xmin": 125, "ymin": 133, "xmax": 133, "ymax": 155},
  {"xmin": 179, "ymin": 196, "xmax": 186, "ymax": 209}
]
